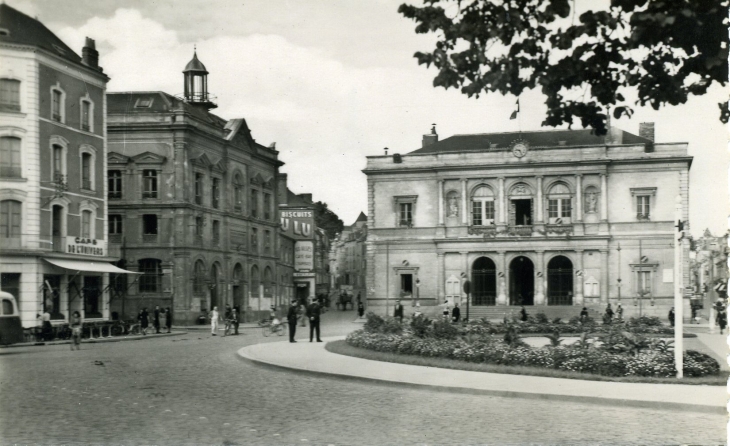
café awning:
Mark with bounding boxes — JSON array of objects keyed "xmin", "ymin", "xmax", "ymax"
[{"xmin": 44, "ymin": 258, "xmax": 142, "ymax": 274}]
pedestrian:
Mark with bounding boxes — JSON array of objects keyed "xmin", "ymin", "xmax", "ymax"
[
  {"xmin": 139, "ymin": 308, "xmax": 149, "ymax": 335},
  {"xmin": 165, "ymin": 307, "xmax": 172, "ymax": 333},
  {"xmin": 70, "ymin": 310, "xmax": 82, "ymax": 350},
  {"xmin": 668, "ymin": 306, "xmax": 675, "ymax": 327},
  {"xmin": 209, "ymin": 306, "xmax": 220, "ymax": 336},
  {"xmin": 717, "ymin": 310, "xmax": 727, "ymax": 334},
  {"xmin": 223, "ymin": 306, "xmax": 234, "ymax": 337},
  {"xmin": 520, "ymin": 305, "xmax": 528, "ymax": 322},
  {"xmin": 287, "ymin": 299, "xmax": 299, "ymax": 343},
  {"xmin": 153, "ymin": 305, "xmax": 161, "ymax": 334},
  {"xmin": 307, "ymin": 299, "xmax": 322, "ymax": 342},
  {"xmin": 357, "ymin": 301, "xmax": 364, "ymax": 318},
  {"xmin": 580, "ymin": 307, "xmax": 589, "ymax": 322},
  {"xmin": 413, "ymin": 302, "xmax": 422, "ymax": 318},
  {"xmin": 394, "ymin": 299, "xmax": 404, "ymax": 323},
  {"xmin": 232, "ymin": 307, "xmax": 240, "ymax": 335},
  {"xmin": 452, "ymin": 302, "xmax": 461, "ymax": 323},
  {"xmin": 616, "ymin": 303, "xmax": 623, "ymax": 322},
  {"xmin": 41, "ymin": 310, "xmax": 52, "ymax": 341},
  {"xmin": 603, "ymin": 303, "xmax": 614, "ymax": 325}
]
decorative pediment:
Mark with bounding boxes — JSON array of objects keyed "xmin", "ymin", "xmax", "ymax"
[
  {"xmin": 132, "ymin": 151, "xmax": 167, "ymax": 165},
  {"xmin": 212, "ymin": 159, "xmax": 227, "ymax": 174},
  {"xmin": 189, "ymin": 152, "xmax": 212, "ymax": 168},
  {"xmin": 107, "ymin": 152, "xmax": 130, "ymax": 164},
  {"xmin": 250, "ymin": 173, "xmax": 264, "ymax": 186},
  {"xmin": 262, "ymin": 177, "xmax": 274, "ymax": 190}
]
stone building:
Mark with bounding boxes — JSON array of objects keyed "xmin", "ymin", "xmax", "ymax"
[
  {"xmin": 330, "ymin": 212, "xmax": 368, "ymax": 300},
  {"xmin": 364, "ymin": 124, "xmax": 691, "ymax": 319},
  {"xmin": 691, "ymin": 230, "xmax": 728, "ymax": 315},
  {"xmin": 0, "ymin": 4, "xmax": 129, "ymax": 327},
  {"xmin": 107, "ymin": 51, "xmax": 284, "ymax": 323}
]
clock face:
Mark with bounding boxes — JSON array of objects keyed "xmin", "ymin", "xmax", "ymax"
[{"xmin": 512, "ymin": 142, "xmax": 528, "ymax": 158}]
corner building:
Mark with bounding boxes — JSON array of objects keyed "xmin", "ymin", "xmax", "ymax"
[
  {"xmin": 107, "ymin": 52, "xmax": 283, "ymax": 323},
  {"xmin": 364, "ymin": 125, "xmax": 691, "ymax": 319}
]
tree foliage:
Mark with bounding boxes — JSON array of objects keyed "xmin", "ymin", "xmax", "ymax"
[
  {"xmin": 313, "ymin": 201, "xmax": 344, "ymax": 240},
  {"xmin": 399, "ymin": 0, "xmax": 728, "ymax": 135}
]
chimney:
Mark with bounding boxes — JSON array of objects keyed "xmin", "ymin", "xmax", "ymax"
[
  {"xmin": 638, "ymin": 122, "xmax": 655, "ymax": 142},
  {"xmin": 422, "ymin": 123, "xmax": 438, "ymax": 148},
  {"xmin": 82, "ymin": 37, "xmax": 99, "ymax": 69},
  {"xmin": 300, "ymin": 193, "xmax": 313, "ymax": 204},
  {"xmin": 277, "ymin": 173, "xmax": 288, "ymax": 206}
]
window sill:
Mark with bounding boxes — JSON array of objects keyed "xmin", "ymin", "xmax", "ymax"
[
  {"xmin": 80, "ymin": 188, "xmax": 96, "ymax": 194},
  {"xmin": 0, "ymin": 176, "xmax": 27, "ymax": 182},
  {"xmin": 0, "ymin": 110, "xmax": 26, "ymax": 118}
]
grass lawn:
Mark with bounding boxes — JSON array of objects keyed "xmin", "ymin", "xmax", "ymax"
[{"xmin": 326, "ymin": 340, "xmax": 727, "ymax": 386}]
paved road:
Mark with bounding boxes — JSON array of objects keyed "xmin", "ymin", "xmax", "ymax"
[{"xmin": 0, "ymin": 310, "xmax": 725, "ymax": 445}]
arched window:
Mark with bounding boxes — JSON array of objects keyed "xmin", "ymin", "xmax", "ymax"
[
  {"xmin": 80, "ymin": 95, "xmax": 94, "ymax": 132},
  {"xmin": 0, "ymin": 199, "xmax": 21, "ymax": 243},
  {"xmin": 250, "ymin": 265, "xmax": 260, "ymax": 297},
  {"xmin": 0, "ymin": 78, "xmax": 21, "ymax": 112},
  {"xmin": 193, "ymin": 260, "xmax": 206, "ymax": 295},
  {"xmin": 547, "ymin": 183, "xmax": 572, "ymax": 224},
  {"xmin": 138, "ymin": 258, "xmax": 162, "ymax": 293},
  {"xmin": 232, "ymin": 173, "xmax": 243, "ymax": 211},
  {"xmin": 471, "ymin": 186, "xmax": 495, "ymax": 226},
  {"xmin": 263, "ymin": 266, "xmax": 273, "ymax": 298},
  {"xmin": 0, "ymin": 136, "xmax": 21, "ymax": 178}
]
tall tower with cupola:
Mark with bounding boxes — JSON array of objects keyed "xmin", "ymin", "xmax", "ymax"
[{"xmin": 182, "ymin": 49, "xmax": 216, "ymax": 109}]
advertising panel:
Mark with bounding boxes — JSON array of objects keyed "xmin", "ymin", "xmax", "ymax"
[
  {"xmin": 294, "ymin": 241, "xmax": 314, "ymax": 272},
  {"xmin": 65, "ymin": 236, "xmax": 106, "ymax": 256},
  {"xmin": 280, "ymin": 208, "xmax": 314, "ymax": 240}
]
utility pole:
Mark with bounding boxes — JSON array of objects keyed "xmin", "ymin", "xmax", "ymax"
[
  {"xmin": 674, "ymin": 195, "xmax": 684, "ymax": 379},
  {"xmin": 385, "ymin": 242, "xmax": 390, "ymax": 316},
  {"xmin": 617, "ymin": 243, "xmax": 622, "ymax": 303}
]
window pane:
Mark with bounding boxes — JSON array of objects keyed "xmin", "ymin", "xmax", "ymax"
[
  {"xmin": 81, "ymin": 101, "xmax": 90, "ymax": 130},
  {"xmin": 81, "ymin": 154, "xmax": 91, "ymax": 189},
  {"xmin": 52, "ymin": 90, "xmax": 61, "ymax": 121},
  {"xmin": 471, "ymin": 200, "xmax": 482, "ymax": 226},
  {"xmin": 561, "ymin": 199, "xmax": 571, "ymax": 218},
  {"xmin": 143, "ymin": 214, "xmax": 158, "ymax": 234},
  {"xmin": 548, "ymin": 199, "xmax": 558, "ymax": 218},
  {"xmin": 0, "ymin": 137, "xmax": 21, "ymax": 177},
  {"xmin": 108, "ymin": 170, "xmax": 122, "ymax": 199},
  {"xmin": 81, "ymin": 211, "xmax": 91, "ymax": 238},
  {"xmin": 143, "ymin": 170, "xmax": 157, "ymax": 198},
  {"xmin": 1, "ymin": 200, "xmax": 21, "ymax": 239},
  {"xmin": 484, "ymin": 201, "xmax": 495, "ymax": 220},
  {"xmin": 0, "ymin": 79, "xmax": 20, "ymax": 111},
  {"xmin": 53, "ymin": 146, "xmax": 63, "ymax": 178}
]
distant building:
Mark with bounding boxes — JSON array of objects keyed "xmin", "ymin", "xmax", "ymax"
[
  {"xmin": 691, "ymin": 229, "xmax": 728, "ymax": 314},
  {"xmin": 106, "ymin": 51, "xmax": 284, "ymax": 323},
  {"xmin": 330, "ymin": 212, "xmax": 367, "ymax": 300},
  {"xmin": 364, "ymin": 124, "xmax": 691, "ymax": 318},
  {"xmin": 0, "ymin": 4, "xmax": 126, "ymax": 327}
]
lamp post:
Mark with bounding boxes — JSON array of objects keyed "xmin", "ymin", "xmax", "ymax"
[
  {"xmin": 617, "ymin": 243, "xmax": 622, "ymax": 303},
  {"xmin": 674, "ymin": 195, "xmax": 684, "ymax": 378}
]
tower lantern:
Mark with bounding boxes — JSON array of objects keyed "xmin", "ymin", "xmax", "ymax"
[{"xmin": 183, "ymin": 48, "xmax": 216, "ymax": 109}]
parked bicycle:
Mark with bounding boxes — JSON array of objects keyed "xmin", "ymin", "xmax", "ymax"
[{"xmin": 258, "ymin": 318, "xmax": 286, "ymax": 337}]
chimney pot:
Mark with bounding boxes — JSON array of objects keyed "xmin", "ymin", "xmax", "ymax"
[{"xmin": 82, "ymin": 37, "xmax": 99, "ymax": 69}]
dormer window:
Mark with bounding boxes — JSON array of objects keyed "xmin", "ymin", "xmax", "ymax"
[{"xmin": 134, "ymin": 98, "xmax": 153, "ymax": 108}]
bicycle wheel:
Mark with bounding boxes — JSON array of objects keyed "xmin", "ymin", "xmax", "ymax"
[
  {"xmin": 277, "ymin": 324, "xmax": 286, "ymax": 336},
  {"xmin": 262, "ymin": 325, "xmax": 270, "ymax": 337},
  {"xmin": 111, "ymin": 324, "xmax": 123, "ymax": 337}
]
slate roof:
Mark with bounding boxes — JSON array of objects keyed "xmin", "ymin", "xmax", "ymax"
[
  {"xmin": 408, "ymin": 128, "xmax": 653, "ymax": 155},
  {"xmin": 107, "ymin": 91, "xmax": 228, "ymax": 128},
  {"xmin": 0, "ymin": 3, "xmax": 82, "ymax": 65}
]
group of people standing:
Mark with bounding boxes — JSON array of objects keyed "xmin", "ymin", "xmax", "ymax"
[
  {"xmin": 208, "ymin": 305, "xmax": 241, "ymax": 336},
  {"xmin": 287, "ymin": 298, "xmax": 323, "ymax": 343},
  {"xmin": 391, "ymin": 299, "xmax": 461, "ymax": 323},
  {"xmin": 137, "ymin": 306, "xmax": 173, "ymax": 335}
]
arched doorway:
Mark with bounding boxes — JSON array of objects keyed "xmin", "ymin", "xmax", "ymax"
[
  {"xmin": 210, "ymin": 263, "xmax": 220, "ymax": 310},
  {"xmin": 547, "ymin": 255, "xmax": 573, "ymax": 305},
  {"xmin": 471, "ymin": 257, "xmax": 496, "ymax": 306},
  {"xmin": 509, "ymin": 256, "xmax": 534, "ymax": 305}
]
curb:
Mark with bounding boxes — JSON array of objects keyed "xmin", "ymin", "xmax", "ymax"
[
  {"xmin": 1, "ymin": 332, "xmax": 187, "ymax": 349},
  {"xmin": 236, "ymin": 342, "xmax": 725, "ymax": 415}
]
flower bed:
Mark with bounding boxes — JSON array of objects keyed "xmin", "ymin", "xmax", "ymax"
[{"xmin": 345, "ymin": 313, "xmax": 720, "ymax": 378}]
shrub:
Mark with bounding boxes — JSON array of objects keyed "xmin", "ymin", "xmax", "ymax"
[
  {"xmin": 363, "ymin": 312, "xmax": 384, "ymax": 333},
  {"xmin": 684, "ymin": 350, "xmax": 721, "ymax": 377},
  {"xmin": 432, "ymin": 319, "xmax": 459, "ymax": 340},
  {"xmin": 628, "ymin": 316, "xmax": 663, "ymax": 327},
  {"xmin": 410, "ymin": 314, "xmax": 432, "ymax": 338},
  {"xmin": 535, "ymin": 312, "xmax": 549, "ymax": 324},
  {"xmin": 552, "ymin": 317, "xmax": 562, "ymax": 324}
]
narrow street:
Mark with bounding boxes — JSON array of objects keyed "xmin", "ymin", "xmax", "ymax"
[{"xmin": 0, "ymin": 310, "xmax": 724, "ymax": 445}]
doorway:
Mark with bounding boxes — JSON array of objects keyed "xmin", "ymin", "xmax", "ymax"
[
  {"xmin": 471, "ymin": 257, "xmax": 496, "ymax": 306},
  {"xmin": 509, "ymin": 256, "xmax": 534, "ymax": 305},
  {"xmin": 547, "ymin": 255, "xmax": 574, "ymax": 305}
]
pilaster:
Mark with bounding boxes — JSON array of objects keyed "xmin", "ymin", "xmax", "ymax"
[
  {"xmin": 497, "ymin": 251, "xmax": 507, "ymax": 305},
  {"xmin": 535, "ymin": 250, "xmax": 545, "ymax": 305},
  {"xmin": 437, "ymin": 252, "xmax": 445, "ymax": 302},
  {"xmin": 600, "ymin": 249, "xmax": 609, "ymax": 304},
  {"xmin": 438, "ymin": 179, "xmax": 444, "ymax": 226},
  {"xmin": 460, "ymin": 179, "xmax": 468, "ymax": 225}
]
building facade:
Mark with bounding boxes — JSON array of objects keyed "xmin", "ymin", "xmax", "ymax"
[
  {"xmin": 364, "ymin": 125, "xmax": 691, "ymax": 319},
  {"xmin": 0, "ymin": 4, "xmax": 126, "ymax": 327},
  {"xmin": 107, "ymin": 52, "xmax": 284, "ymax": 323},
  {"xmin": 330, "ymin": 212, "xmax": 367, "ymax": 300},
  {"xmin": 690, "ymin": 230, "xmax": 728, "ymax": 316}
]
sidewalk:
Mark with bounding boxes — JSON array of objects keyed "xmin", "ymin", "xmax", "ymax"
[
  {"xmin": 238, "ymin": 336, "xmax": 727, "ymax": 414},
  {"xmin": 1, "ymin": 331, "xmax": 186, "ymax": 349}
]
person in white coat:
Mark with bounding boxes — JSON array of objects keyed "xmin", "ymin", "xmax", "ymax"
[{"xmin": 209, "ymin": 306, "xmax": 221, "ymax": 336}]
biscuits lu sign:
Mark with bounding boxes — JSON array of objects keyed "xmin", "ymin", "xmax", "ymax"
[{"xmin": 280, "ymin": 208, "xmax": 314, "ymax": 272}]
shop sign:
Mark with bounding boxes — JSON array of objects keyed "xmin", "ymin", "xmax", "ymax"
[
  {"xmin": 293, "ymin": 272, "xmax": 314, "ymax": 278},
  {"xmin": 65, "ymin": 236, "xmax": 106, "ymax": 256},
  {"xmin": 280, "ymin": 208, "xmax": 314, "ymax": 240},
  {"xmin": 295, "ymin": 241, "xmax": 314, "ymax": 271}
]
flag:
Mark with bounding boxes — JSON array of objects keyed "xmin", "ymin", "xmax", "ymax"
[{"xmin": 509, "ymin": 98, "xmax": 520, "ymax": 120}]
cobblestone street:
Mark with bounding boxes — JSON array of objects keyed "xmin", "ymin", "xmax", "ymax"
[{"xmin": 0, "ymin": 312, "xmax": 725, "ymax": 445}]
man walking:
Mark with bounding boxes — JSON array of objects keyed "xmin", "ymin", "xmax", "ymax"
[
  {"xmin": 153, "ymin": 305, "xmax": 161, "ymax": 334},
  {"xmin": 307, "ymin": 299, "xmax": 322, "ymax": 342},
  {"xmin": 210, "ymin": 306, "xmax": 220, "ymax": 336},
  {"xmin": 394, "ymin": 300, "xmax": 404, "ymax": 323},
  {"xmin": 287, "ymin": 299, "xmax": 299, "ymax": 343},
  {"xmin": 452, "ymin": 302, "xmax": 461, "ymax": 323},
  {"xmin": 165, "ymin": 307, "xmax": 172, "ymax": 333}
]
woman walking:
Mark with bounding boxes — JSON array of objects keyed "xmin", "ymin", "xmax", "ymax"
[
  {"xmin": 70, "ymin": 311, "xmax": 82, "ymax": 350},
  {"xmin": 717, "ymin": 309, "xmax": 727, "ymax": 335},
  {"xmin": 139, "ymin": 308, "xmax": 149, "ymax": 335},
  {"xmin": 165, "ymin": 307, "xmax": 172, "ymax": 333}
]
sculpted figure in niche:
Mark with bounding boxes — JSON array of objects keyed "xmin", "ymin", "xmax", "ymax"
[
  {"xmin": 585, "ymin": 192, "xmax": 598, "ymax": 213},
  {"xmin": 448, "ymin": 195, "xmax": 459, "ymax": 217}
]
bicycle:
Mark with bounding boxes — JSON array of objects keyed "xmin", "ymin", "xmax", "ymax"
[{"xmin": 259, "ymin": 319, "xmax": 286, "ymax": 337}]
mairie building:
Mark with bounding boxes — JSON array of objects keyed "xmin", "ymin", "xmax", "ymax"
[{"xmin": 363, "ymin": 124, "xmax": 691, "ymax": 319}]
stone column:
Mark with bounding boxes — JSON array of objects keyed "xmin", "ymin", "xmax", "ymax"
[
  {"xmin": 600, "ymin": 174, "xmax": 608, "ymax": 221},
  {"xmin": 535, "ymin": 250, "xmax": 545, "ymax": 305},
  {"xmin": 461, "ymin": 179, "xmax": 468, "ymax": 225},
  {"xmin": 575, "ymin": 174, "xmax": 583, "ymax": 221},
  {"xmin": 536, "ymin": 176, "xmax": 544, "ymax": 223},
  {"xmin": 600, "ymin": 249, "xmax": 609, "ymax": 304},
  {"xmin": 498, "ymin": 177, "xmax": 506, "ymax": 225},
  {"xmin": 575, "ymin": 250, "xmax": 584, "ymax": 305},
  {"xmin": 437, "ymin": 252, "xmax": 445, "ymax": 302},
  {"xmin": 438, "ymin": 180, "xmax": 444, "ymax": 226},
  {"xmin": 497, "ymin": 251, "xmax": 507, "ymax": 305}
]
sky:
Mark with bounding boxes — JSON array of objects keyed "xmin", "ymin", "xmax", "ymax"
[{"xmin": 11, "ymin": 0, "xmax": 729, "ymax": 236}]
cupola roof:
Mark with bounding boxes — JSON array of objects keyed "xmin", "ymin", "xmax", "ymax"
[{"xmin": 183, "ymin": 50, "xmax": 208, "ymax": 74}]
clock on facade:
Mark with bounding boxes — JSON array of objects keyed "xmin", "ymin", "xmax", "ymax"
[{"xmin": 511, "ymin": 140, "xmax": 529, "ymax": 158}]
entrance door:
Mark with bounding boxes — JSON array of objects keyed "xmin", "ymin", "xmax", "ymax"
[
  {"xmin": 547, "ymin": 255, "xmax": 573, "ymax": 305},
  {"xmin": 509, "ymin": 256, "xmax": 534, "ymax": 305},
  {"xmin": 471, "ymin": 257, "xmax": 496, "ymax": 305},
  {"xmin": 296, "ymin": 283, "xmax": 310, "ymax": 305}
]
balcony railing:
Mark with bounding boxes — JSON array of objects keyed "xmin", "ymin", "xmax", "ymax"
[
  {"xmin": 508, "ymin": 225, "xmax": 533, "ymax": 237},
  {"xmin": 108, "ymin": 191, "xmax": 122, "ymax": 200}
]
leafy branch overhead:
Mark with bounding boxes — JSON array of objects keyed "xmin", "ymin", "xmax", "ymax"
[{"xmin": 398, "ymin": 0, "xmax": 729, "ymax": 135}]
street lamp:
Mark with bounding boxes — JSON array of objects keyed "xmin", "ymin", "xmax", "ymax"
[{"xmin": 617, "ymin": 243, "xmax": 622, "ymax": 303}]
